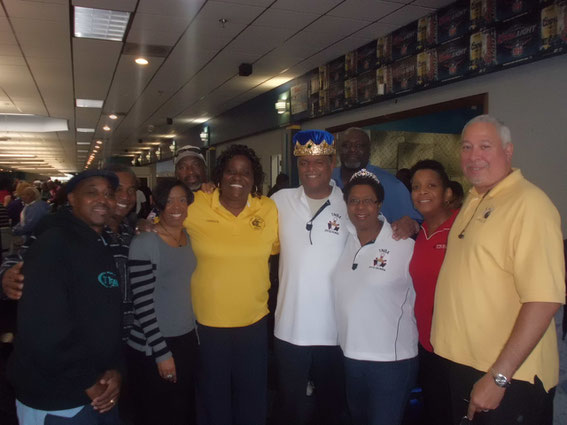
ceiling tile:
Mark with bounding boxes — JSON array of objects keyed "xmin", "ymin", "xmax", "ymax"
[
  {"xmin": 305, "ymin": 16, "xmax": 370, "ymax": 37},
  {"xmin": 72, "ymin": 0, "xmax": 138, "ymax": 13},
  {"xmin": 136, "ymin": 0, "xmax": 205, "ymax": 17},
  {"xmin": 412, "ymin": 0, "xmax": 454, "ymax": 8},
  {"xmin": 379, "ymin": 5, "xmax": 434, "ymax": 26},
  {"xmin": 196, "ymin": 1, "xmax": 267, "ymax": 25},
  {"xmin": 127, "ymin": 13, "xmax": 190, "ymax": 47},
  {"xmin": 328, "ymin": 0, "xmax": 402, "ymax": 22},
  {"xmin": 217, "ymin": 0, "xmax": 274, "ymax": 6},
  {"xmin": 73, "ymin": 38, "xmax": 123, "ymax": 99},
  {"xmin": 253, "ymin": 8, "xmax": 319, "ymax": 32},
  {"xmin": 4, "ymin": 0, "xmax": 68, "ymax": 22},
  {"xmin": 272, "ymin": 0, "xmax": 343, "ymax": 14},
  {"xmin": 228, "ymin": 25, "xmax": 295, "ymax": 55},
  {"xmin": 353, "ymin": 21, "xmax": 397, "ymax": 39}
]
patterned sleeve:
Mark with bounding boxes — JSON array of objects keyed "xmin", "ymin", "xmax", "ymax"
[{"xmin": 128, "ymin": 234, "xmax": 171, "ymax": 363}]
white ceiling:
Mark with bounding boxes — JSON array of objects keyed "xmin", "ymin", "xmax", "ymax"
[{"xmin": 0, "ymin": 0, "xmax": 455, "ymax": 175}]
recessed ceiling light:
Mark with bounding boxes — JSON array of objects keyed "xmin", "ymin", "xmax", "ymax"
[
  {"xmin": 77, "ymin": 128, "xmax": 95, "ymax": 133},
  {"xmin": 103, "ymin": 125, "xmax": 111, "ymax": 131},
  {"xmin": 109, "ymin": 114, "xmax": 118, "ymax": 120},
  {"xmin": 96, "ymin": 140, "xmax": 103, "ymax": 144},
  {"xmin": 76, "ymin": 99, "xmax": 104, "ymax": 108},
  {"xmin": 135, "ymin": 57, "xmax": 149, "ymax": 65},
  {"xmin": 74, "ymin": 6, "xmax": 130, "ymax": 42}
]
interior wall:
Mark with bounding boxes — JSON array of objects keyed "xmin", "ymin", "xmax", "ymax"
[
  {"xmin": 216, "ymin": 128, "xmax": 286, "ymax": 195},
  {"xmin": 303, "ymin": 54, "xmax": 567, "ymax": 234}
]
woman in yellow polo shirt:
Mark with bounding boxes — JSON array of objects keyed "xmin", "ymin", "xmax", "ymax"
[{"xmin": 184, "ymin": 144, "xmax": 279, "ymax": 425}]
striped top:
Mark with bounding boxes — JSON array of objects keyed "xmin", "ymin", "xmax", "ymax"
[{"xmin": 127, "ymin": 231, "xmax": 196, "ymax": 363}]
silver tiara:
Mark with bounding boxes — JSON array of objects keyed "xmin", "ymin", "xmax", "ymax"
[{"xmin": 350, "ymin": 168, "xmax": 381, "ymax": 184}]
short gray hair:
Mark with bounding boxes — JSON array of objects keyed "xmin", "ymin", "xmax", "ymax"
[{"xmin": 462, "ymin": 115, "xmax": 512, "ymax": 147}]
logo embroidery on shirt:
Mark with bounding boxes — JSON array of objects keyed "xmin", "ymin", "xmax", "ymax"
[
  {"xmin": 98, "ymin": 272, "xmax": 119, "ymax": 289},
  {"xmin": 250, "ymin": 216, "xmax": 265, "ymax": 230},
  {"xmin": 324, "ymin": 213, "xmax": 341, "ymax": 235},
  {"xmin": 370, "ymin": 249, "xmax": 390, "ymax": 271},
  {"xmin": 435, "ymin": 243, "xmax": 447, "ymax": 250}
]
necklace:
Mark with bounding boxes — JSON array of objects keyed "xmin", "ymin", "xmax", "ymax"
[{"xmin": 159, "ymin": 222, "xmax": 184, "ymax": 247}]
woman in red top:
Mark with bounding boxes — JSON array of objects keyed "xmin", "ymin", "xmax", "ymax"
[{"xmin": 408, "ymin": 159, "xmax": 459, "ymax": 425}]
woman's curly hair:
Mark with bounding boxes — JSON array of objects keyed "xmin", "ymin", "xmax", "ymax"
[{"xmin": 213, "ymin": 144, "xmax": 264, "ymax": 198}]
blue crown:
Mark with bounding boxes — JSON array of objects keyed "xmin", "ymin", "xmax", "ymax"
[{"xmin": 293, "ymin": 130, "xmax": 336, "ymax": 156}]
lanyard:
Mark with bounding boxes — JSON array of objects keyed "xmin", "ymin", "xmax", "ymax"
[{"xmin": 305, "ymin": 200, "xmax": 330, "ymax": 245}]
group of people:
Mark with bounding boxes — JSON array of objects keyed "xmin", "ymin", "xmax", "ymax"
[{"xmin": 0, "ymin": 114, "xmax": 564, "ymax": 425}]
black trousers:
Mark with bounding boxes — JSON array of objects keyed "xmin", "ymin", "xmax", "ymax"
[
  {"xmin": 274, "ymin": 338, "xmax": 347, "ymax": 425},
  {"xmin": 417, "ymin": 344, "xmax": 452, "ymax": 425},
  {"xmin": 197, "ymin": 317, "xmax": 268, "ymax": 425},
  {"xmin": 126, "ymin": 330, "xmax": 198, "ymax": 425},
  {"xmin": 446, "ymin": 359, "xmax": 555, "ymax": 425}
]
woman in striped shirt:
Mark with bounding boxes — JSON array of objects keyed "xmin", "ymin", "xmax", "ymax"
[{"xmin": 126, "ymin": 180, "xmax": 198, "ymax": 425}]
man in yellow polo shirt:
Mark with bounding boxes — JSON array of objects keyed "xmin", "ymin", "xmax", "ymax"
[{"xmin": 431, "ymin": 115, "xmax": 564, "ymax": 425}]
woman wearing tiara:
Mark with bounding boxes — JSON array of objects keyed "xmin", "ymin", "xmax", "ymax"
[{"xmin": 333, "ymin": 169, "xmax": 418, "ymax": 425}]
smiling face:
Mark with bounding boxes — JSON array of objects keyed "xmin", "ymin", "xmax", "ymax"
[
  {"xmin": 347, "ymin": 184, "xmax": 382, "ymax": 232},
  {"xmin": 219, "ymin": 155, "xmax": 254, "ymax": 204},
  {"xmin": 461, "ymin": 121, "xmax": 513, "ymax": 194},
  {"xmin": 175, "ymin": 156, "xmax": 207, "ymax": 191},
  {"xmin": 411, "ymin": 169, "xmax": 451, "ymax": 219},
  {"xmin": 159, "ymin": 185, "xmax": 189, "ymax": 227},
  {"xmin": 68, "ymin": 177, "xmax": 116, "ymax": 233},
  {"xmin": 113, "ymin": 171, "xmax": 137, "ymax": 220},
  {"xmin": 297, "ymin": 155, "xmax": 335, "ymax": 199}
]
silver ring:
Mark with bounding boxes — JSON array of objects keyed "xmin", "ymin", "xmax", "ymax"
[{"xmin": 166, "ymin": 374, "xmax": 173, "ymax": 379}]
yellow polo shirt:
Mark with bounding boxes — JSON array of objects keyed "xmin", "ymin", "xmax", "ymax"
[
  {"xmin": 184, "ymin": 189, "xmax": 279, "ymax": 328},
  {"xmin": 431, "ymin": 169, "xmax": 565, "ymax": 391}
]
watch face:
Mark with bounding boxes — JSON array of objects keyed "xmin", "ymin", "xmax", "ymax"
[{"xmin": 494, "ymin": 374, "xmax": 509, "ymax": 387}]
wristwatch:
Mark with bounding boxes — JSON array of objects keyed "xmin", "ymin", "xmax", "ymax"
[{"xmin": 491, "ymin": 369, "xmax": 511, "ymax": 388}]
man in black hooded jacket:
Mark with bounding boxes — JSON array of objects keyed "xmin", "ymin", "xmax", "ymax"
[{"xmin": 7, "ymin": 170, "xmax": 123, "ymax": 425}]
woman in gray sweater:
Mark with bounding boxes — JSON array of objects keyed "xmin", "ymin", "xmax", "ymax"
[{"xmin": 126, "ymin": 180, "xmax": 198, "ymax": 425}]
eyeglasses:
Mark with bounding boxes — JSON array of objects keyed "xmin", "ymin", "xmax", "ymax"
[{"xmin": 348, "ymin": 198, "xmax": 378, "ymax": 206}]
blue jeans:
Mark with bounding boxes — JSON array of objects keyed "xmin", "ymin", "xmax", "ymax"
[
  {"xmin": 16, "ymin": 401, "xmax": 121, "ymax": 425},
  {"xmin": 344, "ymin": 356, "xmax": 418, "ymax": 425}
]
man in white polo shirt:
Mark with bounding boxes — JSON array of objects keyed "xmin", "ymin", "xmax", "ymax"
[{"xmin": 271, "ymin": 130, "xmax": 348, "ymax": 425}]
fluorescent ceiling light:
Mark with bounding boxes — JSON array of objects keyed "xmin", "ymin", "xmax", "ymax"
[
  {"xmin": 0, "ymin": 154, "xmax": 35, "ymax": 157},
  {"xmin": 192, "ymin": 118, "xmax": 210, "ymax": 124},
  {"xmin": 76, "ymin": 99, "xmax": 104, "ymax": 108},
  {"xmin": 77, "ymin": 128, "xmax": 95, "ymax": 133},
  {"xmin": 74, "ymin": 6, "xmax": 130, "ymax": 42},
  {"xmin": 0, "ymin": 114, "xmax": 68, "ymax": 132},
  {"xmin": 77, "ymin": 149, "xmax": 89, "ymax": 152},
  {"xmin": 77, "ymin": 142, "xmax": 91, "ymax": 145}
]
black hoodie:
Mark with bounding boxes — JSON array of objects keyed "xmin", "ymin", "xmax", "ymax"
[{"xmin": 8, "ymin": 208, "xmax": 122, "ymax": 410}]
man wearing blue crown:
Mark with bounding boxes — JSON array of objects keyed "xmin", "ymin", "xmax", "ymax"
[{"xmin": 271, "ymin": 130, "xmax": 348, "ymax": 425}]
